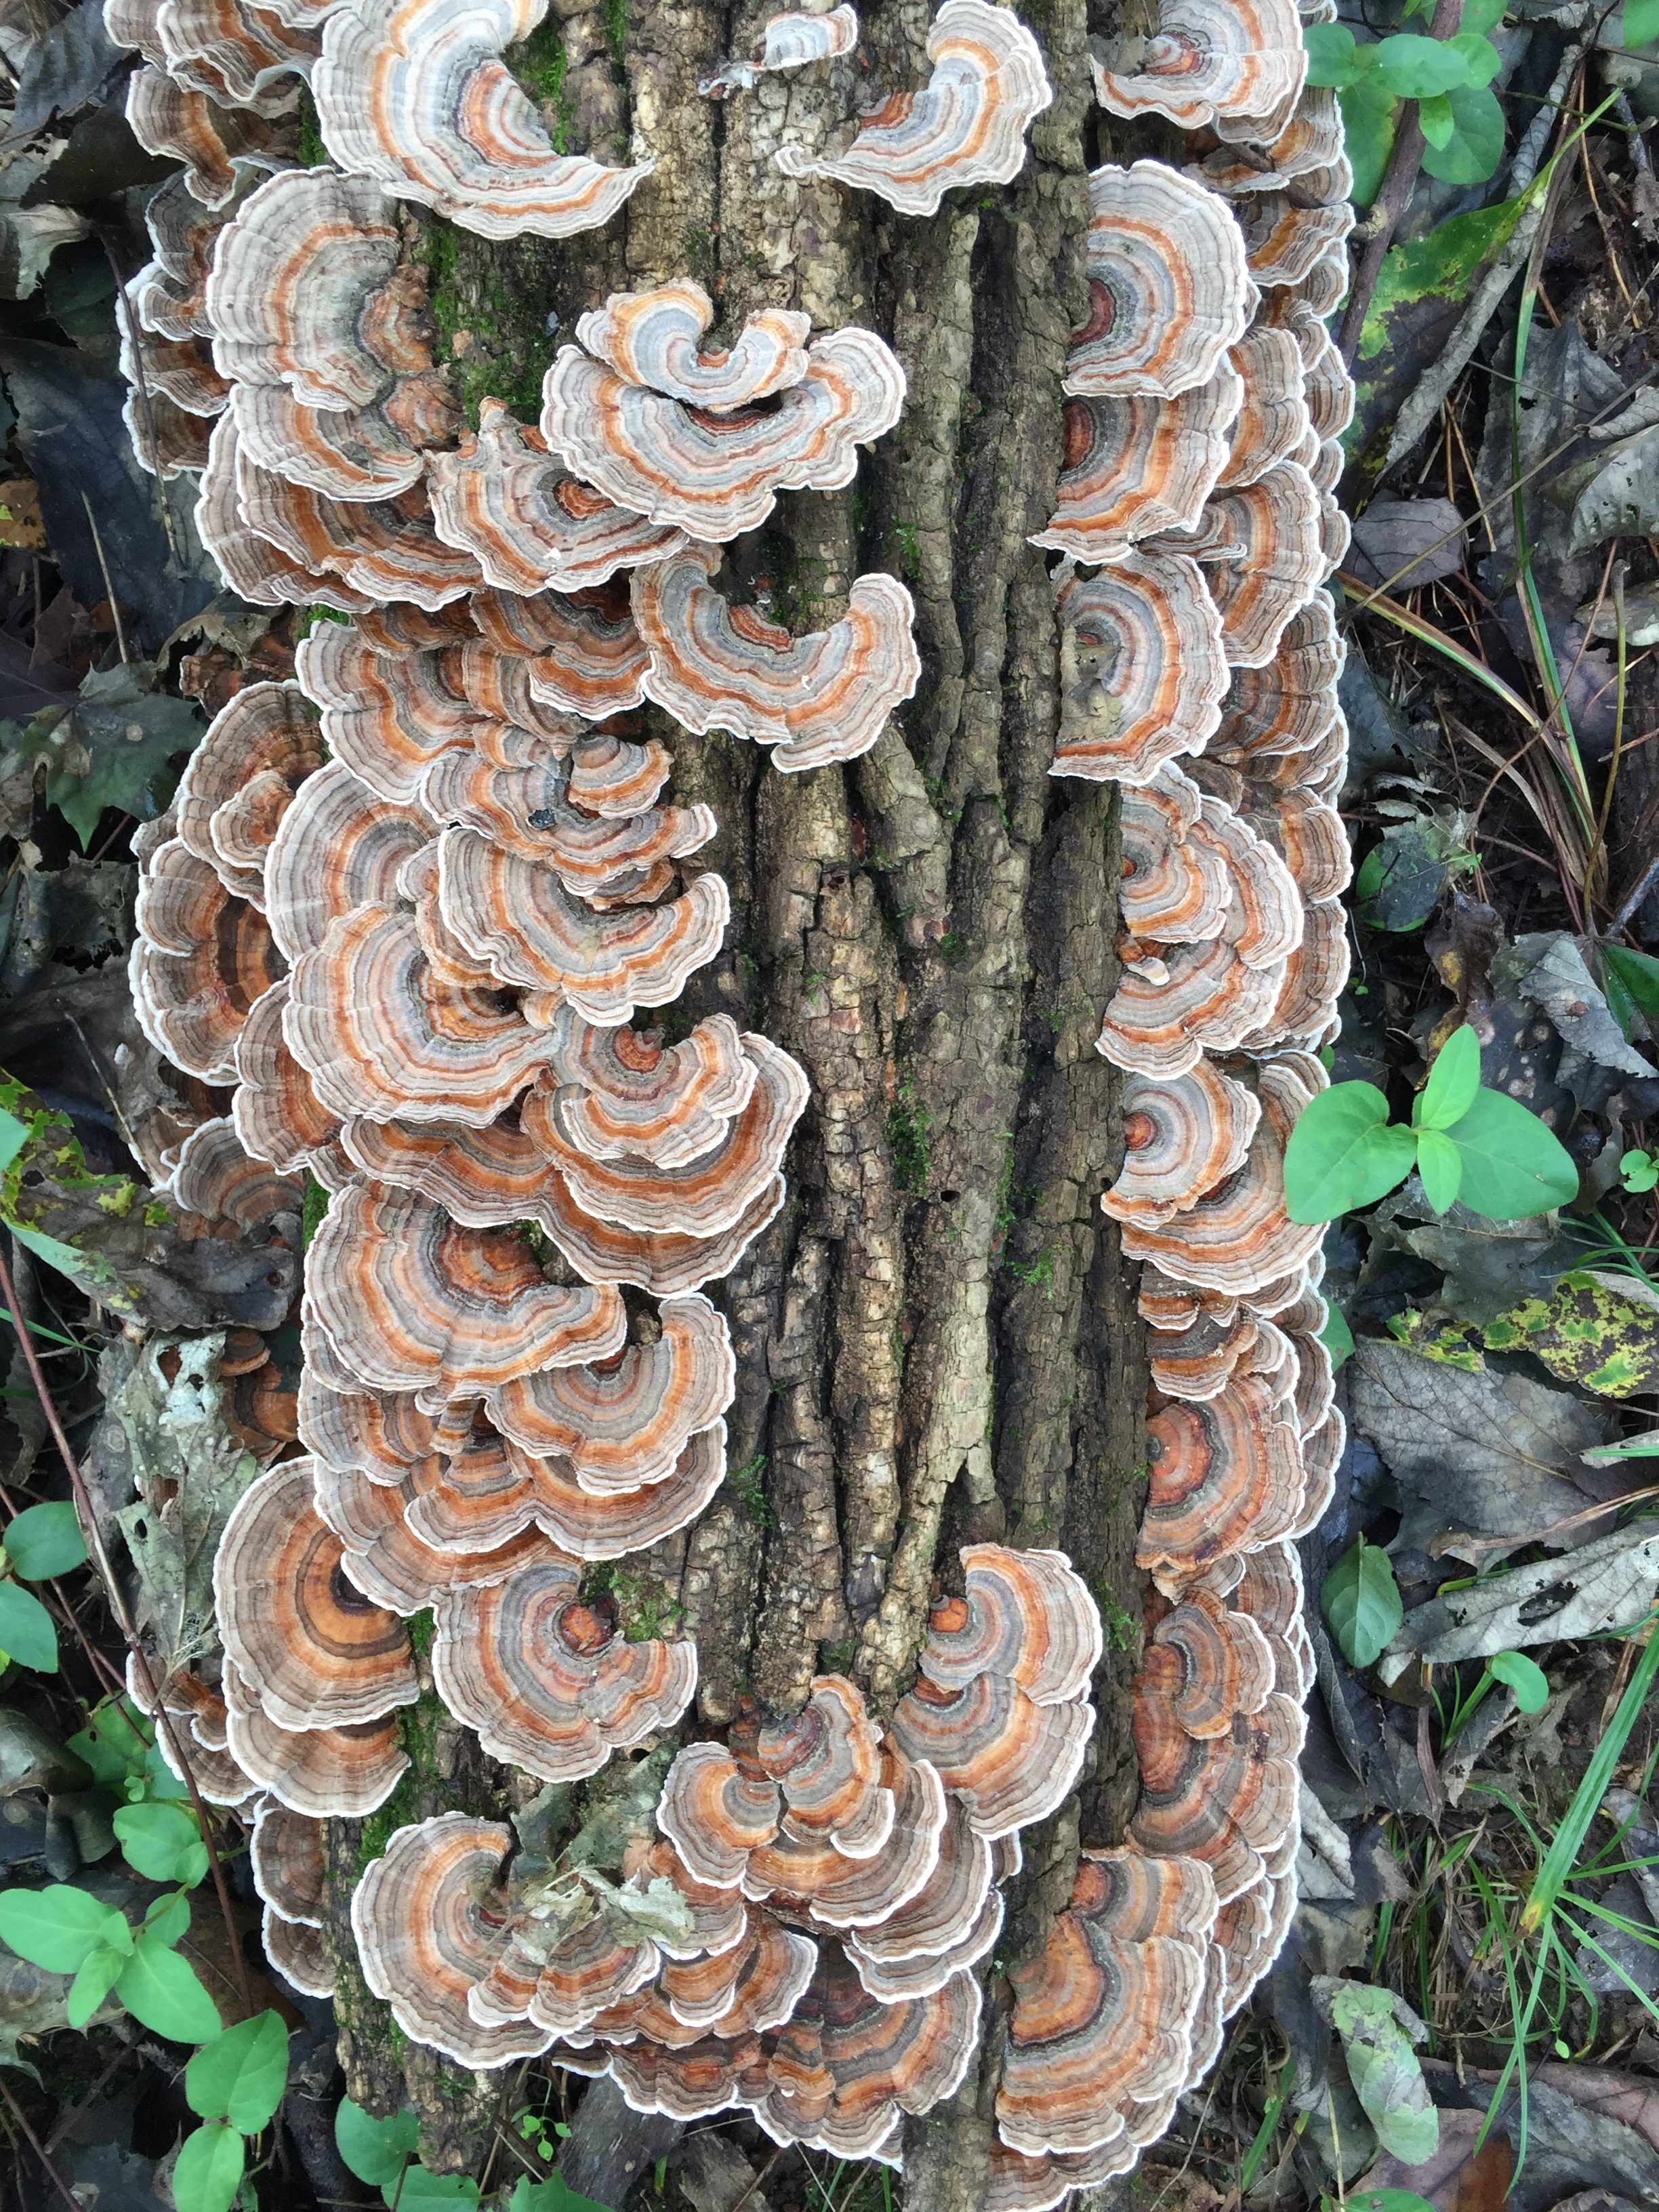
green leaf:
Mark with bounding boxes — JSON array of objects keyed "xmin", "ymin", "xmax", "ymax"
[
  {"xmin": 1459, "ymin": 0, "xmax": 1505, "ymax": 31},
  {"xmin": 1282, "ymin": 1084, "xmax": 1419, "ymax": 1224},
  {"xmin": 1322, "ymin": 1538, "xmax": 1404, "ymax": 1668},
  {"xmin": 1328, "ymin": 1982, "xmax": 1439, "ymax": 2165},
  {"xmin": 1605, "ymin": 942, "xmax": 1659, "ymax": 1031},
  {"xmin": 1624, "ymin": 0, "xmax": 1659, "ymax": 45},
  {"xmin": 1490, "ymin": 1648, "xmax": 1550, "ymax": 1712},
  {"xmin": 1322, "ymin": 1301, "xmax": 1355, "ymax": 1370},
  {"xmin": 509, "ymin": 2178, "xmax": 613, "ymax": 2212},
  {"xmin": 1358, "ymin": 195, "xmax": 1526, "ymax": 365},
  {"xmin": 67, "ymin": 1946, "xmax": 126, "ymax": 2028},
  {"xmin": 1446, "ymin": 28, "xmax": 1503, "ymax": 81},
  {"xmin": 1420, "ymin": 81, "xmax": 1507, "ymax": 183},
  {"xmin": 335, "ymin": 2100, "xmax": 421, "ymax": 2188},
  {"xmin": 1414, "ymin": 1128, "xmax": 1465, "ymax": 1213},
  {"xmin": 115, "ymin": 1932, "xmax": 224, "ymax": 2043},
  {"xmin": 1372, "ymin": 31, "xmax": 1471, "ymax": 96},
  {"xmin": 0, "ymin": 1580, "xmax": 56, "ymax": 1672},
  {"xmin": 1350, "ymin": 2195, "xmax": 1439, "ymax": 2212},
  {"xmin": 113, "ymin": 1801, "xmax": 209, "ymax": 1887},
  {"xmin": 1303, "ymin": 20, "xmax": 1358, "ymax": 82},
  {"xmin": 172, "ymin": 2122, "xmax": 245, "ymax": 2212},
  {"xmin": 1443, "ymin": 1086, "xmax": 1579, "ymax": 1218},
  {"xmin": 40, "ymin": 665, "xmax": 202, "ymax": 853},
  {"xmin": 1622, "ymin": 1147, "xmax": 1659, "ymax": 1193},
  {"xmin": 0, "ymin": 1109, "xmax": 28, "ymax": 1174},
  {"xmin": 6, "ymin": 1218, "xmax": 129, "ymax": 1309},
  {"xmin": 1418, "ymin": 1025, "xmax": 1481, "ymax": 1130},
  {"xmin": 144, "ymin": 1891, "xmax": 192, "ymax": 1948},
  {"xmin": 389, "ymin": 2169, "xmax": 480, "ymax": 2211},
  {"xmin": 187, "ymin": 2013, "xmax": 290, "ymax": 2133},
  {"xmin": 1340, "ymin": 78, "xmax": 1400, "ymax": 207},
  {"xmin": 0, "ymin": 1885, "xmax": 129, "ymax": 1972},
  {"xmin": 66, "ymin": 1699, "xmax": 151, "ymax": 1792},
  {"xmin": 3, "ymin": 1500, "xmax": 86, "ymax": 1580},
  {"xmin": 1416, "ymin": 90, "xmax": 1454, "ymax": 147}
]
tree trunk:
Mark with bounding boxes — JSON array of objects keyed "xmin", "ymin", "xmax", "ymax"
[{"xmin": 316, "ymin": 3, "xmax": 1152, "ymax": 2198}]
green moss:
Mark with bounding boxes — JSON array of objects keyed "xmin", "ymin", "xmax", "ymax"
[
  {"xmin": 357, "ymin": 1691, "xmax": 449, "ymax": 1865},
  {"xmin": 888, "ymin": 1070, "xmax": 931, "ymax": 1197},
  {"xmin": 505, "ymin": 16, "xmax": 576, "ymax": 150},
  {"xmin": 293, "ymin": 84, "xmax": 328, "ymax": 167},
  {"xmin": 582, "ymin": 1561, "xmax": 685, "ymax": 1641},
  {"xmin": 302, "ymin": 1174, "xmax": 331, "ymax": 1250},
  {"xmin": 724, "ymin": 1451, "xmax": 773, "ymax": 1531},
  {"xmin": 421, "ymin": 218, "xmax": 560, "ymax": 429}
]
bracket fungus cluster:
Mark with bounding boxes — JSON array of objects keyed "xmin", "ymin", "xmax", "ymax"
[{"xmin": 111, "ymin": 0, "xmax": 1349, "ymax": 2190}]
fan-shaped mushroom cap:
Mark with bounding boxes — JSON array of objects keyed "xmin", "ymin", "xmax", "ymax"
[
  {"xmin": 1237, "ymin": 194, "xmax": 1354, "ymax": 290},
  {"xmin": 633, "ymin": 547, "xmax": 919, "ymax": 772},
  {"xmin": 1212, "ymin": 1867, "xmax": 1294, "ymax": 2015},
  {"xmin": 262, "ymin": 763, "xmax": 430, "ymax": 968},
  {"xmin": 228, "ymin": 376, "xmax": 457, "ymax": 503},
  {"xmin": 215, "ymin": 1459, "xmax": 419, "ymax": 1732},
  {"xmin": 520, "ymin": 1032, "xmax": 808, "ymax": 1236},
  {"xmin": 300, "ymin": 1354, "xmax": 440, "ymax": 1484},
  {"xmin": 130, "ymin": 842, "xmax": 283, "ymax": 1084},
  {"xmin": 175, "ymin": 681, "xmax": 323, "ymax": 904},
  {"xmin": 205, "ymin": 169, "xmax": 422, "ymax": 410},
  {"xmin": 313, "ymin": 1457, "xmax": 558, "ymax": 1613},
  {"xmin": 1067, "ymin": 163, "xmax": 1252, "ymax": 401},
  {"xmin": 293, "ymin": 617, "xmax": 478, "ymax": 802},
  {"xmin": 996, "ymin": 1851, "xmax": 1216, "ymax": 2158},
  {"xmin": 743, "ymin": 1746, "xmax": 946, "ymax": 1927},
  {"xmin": 264, "ymin": 1905, "xmax": 336, "ymax": 1996},
  {"xmin": 432, "ymin": 1560, "xmax": 697, "ymax": 1780},
  {"xmin": 1143, "ymin": 1304, "xmax": 1279, "ymax": 1403},
  {"xmin": 595, "ymin": 1906, "xmax": 817, "ymax": 2046},
  {"xmin": 1117, "ymin": 769, "xmax": 1229, "ymax": 941},
  {"xmin": 888, "ymin": 1672, "xmax": 1092, "ymax": 1839},
  {"xmin": 1226, "ymin": 1542, "xmax": 1315, "ymax": 1699},
  {"xmin": 146, "ymin": 0, "xmax": 319, "ymax": 102},
  {"xmin": 1138, "ymin": 1374, "xmax": 1305, "ymax": 1578},
  {"xmin": 233, "ymin": 989, "xmax": 348, "ymax": 1177},
  {"xmin": 774, "ymin": 0, "xmax": 1050, "ymax": 216},
  {"xmin": 124, "ymin": 386, "xmax": 216, "ymax": 479},
  {"xmin": 918, "ymin": 1546, "xmax": 1103, "ymax": 1706},
  {"xmin": 578, "ymin": 281, "xmax": 812, "ymax": 413},
  {"xmin": 468, "ymin": 588, "xmax": 653, "ymax": 723},
  {"xmin": 1031, "ymin": 367, "xmax": 1242, "ymax": 564},
  {"xmin": 1139, "ymin": 1587, "xmax": 1275, "ymax": 1736},
  {"xmin": 485, "ymin": 1296, "xmax": 734, "ymax": 1490},
  {"xmin": 119, "ymin": 317, "xmax": 229, "ymax": 419},
  {"xmin": 1239, "ymin": 896, "xmax": 1349, "ymax": 1054},
  {"xmin": 1245, "ymin": 788, "xmax": 1350, "ymax": 904},
  {"xmin": 537, "ymin": 1168, "xmax": 790, "ymax": 1296},
  {"xmin": 535, "ymin": 1010, "xmax": 755, "ymax": 1170},
  {"xmin": 1217, "ymin": 327, "xmax": 1311, "ymax": 491},
  {"xmin": 658, "ymin": 1740, "xmax": 782, "ymax": 1888},
  {"xmin": 353, "ymin": 1815, "xmax": 552, "ymax": 2064},
  {"xmin": 601, "ymin": 2030, "xmax": 763, "ymax": 2123},
  {"xmin": 421, "ymin": 750, "xmax": 715, "ymax": 899},
  {"xmin": 251, "ymin": 1801, "xmax": 325, "ymax": 1924},
  {"xmin": 1153, "ymin": 462, "xmax": 1326, "ymax": 668},
  {"xmin": 1103, "ymin": 1061, "xmax": 1261, "ymax": 1225},
  {"xmin": 1091, "ymin": 0, "xmax": 1305, "ymax": 139},
  {"xmin": 702, "ymin": 1, "xmax": 858, "ymax": 90},
  {"xmin": 1204, "ymin": 797, "xmax": 1304, "ymax": 970},
  {"xmin": 197, "ymin": 417, "xmax": 371, "ymax": 611},
  {"xmin": 846, "ymin": 1789, "xmax": 998, "ymax": 1999},
  {"xmin": 312, "ymin": 0, "xmax": 651, "ymax": 238},
  {"xmin": 225, "ymin": 1673, "xmax": 410, "ymax": 1816},
  {"xmin": 1129, "ymin": 1690, "xmax": 1303, "ymax": 1902},
  {"xmin": 754, "ymin": 1676, "xmax": 888, "ymax": 1852},
  {"xmin": 410, "ymin": 1421, "xmax": 726, "ymax": 1561},
  {"xmin": 1119, "ymin": 1056, "xmax": 1323, "ymax": 1296},
  {"xmin": 1197, "ymin": 85, "xmax": 1345, "ymax": 190},
  {"xmin": 985, "ymin": 2142, "xmax": 1139, "ymax": 2212},
  {"xmin": 125, "ymin": 66, "xmax": 292, "ymax": 211},
  {"xmin": 1053, "ymin": 551, "xmax": 1227, "ymax": 785},
  {"xmin": 308, "ymin": 1183, "xmax": 626, "ymax": 1397},
  {"xmin": 166, "ymin": 1115, "xmax": 302, "ymax": 1227},
  {"xmin": 539, "ymin": 327, "xmax": 905, "ymax": 541},
  {"xmin": 523, "ymin": 1910, "xmax": 664, "ymax": 2036},
  {"xmin": 336, "ymin": 1115, "xmax": 547, "ymax": 1231},
  {"xmin": 1095, "ymin": 935, "xmax": 1283, "ymax": 1078},
  {"xmin": 427, "ymin": 403, "xmax": 689, "ymax": 594},
  {"xmin": 435, "ymin": 829, "xmax": 730, "ymax": 1022},
  {"xmin": 234, "ymin": 442, "xmax": 484, "ymax": 609}
]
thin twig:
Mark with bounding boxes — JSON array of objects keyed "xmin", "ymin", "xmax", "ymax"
[
  {"xmin": 1611, "ymin": 851, "xmax": 1659, "ymax": 935},
  {"xmin": 729, "ymin": 2144, "xmax": 788, "ymax": 2212},
  {"xmin": 0, "ymin": 2065, "xmax": 88, "ymax": 2212},
  {"xmin": 79, "ymin": 495, "xmax": 129, "ymax": 666},
  {"xmin": 0, "ymin": 1237, "xmax": 253, "ymax": 2018}
]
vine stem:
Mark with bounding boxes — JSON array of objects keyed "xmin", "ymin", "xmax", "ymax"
[
  {"xmin": 0, "ymin": 2058, "xmax": 90, "ymax": 2212},
  {"xmin": 0, "ymin": 1238, "xmax": 255, "ymax": 2019}
]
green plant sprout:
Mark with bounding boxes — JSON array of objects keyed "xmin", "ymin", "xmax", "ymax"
[
  {"xmin": 1322, "ymin": 1535, "xmax": 1403, "ymax": 1667},
  {"xmin": 0, "ymin": 1496, "xmax": 85, "ymax": 1671},
  {"xmin": 1622, "ymin": 1145, "xmax": 1659, "ymax": 1193},
  {"xmin": 1283, "ymin": 1024, "xmax": 1579, "ymax": 1225},
  {"xmin": 336, "ymin": 2100, "xmax": 609, "ymax": 2212},
  {"xmin": 1305, "ymin": 0, "xmax": 1507, "ymax": 204},
  {"xmin": 1438, "ymin": 1648, "xmax": 1551, "ymax": 1747}
]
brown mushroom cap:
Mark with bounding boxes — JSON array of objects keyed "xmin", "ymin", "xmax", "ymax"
[
  {"xmin": 432, "ymin": 1559, "xmax": 697, "ymax": 1781},
  {"xmin": 773, "ymin": 0, "xmax": 1052, "ymax": 218},
  {"xmin": 1153, "ymin": 462, "xmax": 1326, "ymax": 669},
  {"xmin": 306, "ymin": 1182, "xmax": 626, "ymax": 1399},
  {"xmin": 579, "ymin": 282, "xmax": 811, "ymax": 412},
  {"xmin": 225, "ymin": 1685, "xmax": 410, "ymax": 1818},
  {"xmin": 1053, "ymin": 552, "xmax": 1228, "ymax": 785},
  {"xmin": 918, "ymin": 1546, "xmax": 1103, "ymax": 1706},
  {"xmin": 1095, "ymin": 935, "xmax": 1283, "ymax": 1078},
  {"xmin": 214, "ymin": 1457, "xmax": 419, "ymax": 1732},
  {"xmin": 517, "ymin": 1908, "xmax": 663, "ymax": 2037},
  {"xmin": 657, "ymin": 1739, "xmax": 782, "ymax": 1888},
  {"xmin": 1139, "ymin": 1587, "xmax": 1275, "ymax": 1737},
  {"xmin": 233, "ymin": 979, "xmax": 344, "ymax": 1176},
  {"xmin": 352, "ymin": 1814, "xmax": 553, "ymax": 2066},
  {"xmin": 1031, "ymin": 367, "xmax": 1242, "ymax": 564},
  {"xmin": 1237, "ymin": 896, "xmax": 1349, "ymax": 1055},
  {"xmin": 1091, "ymin": 0, "xmax": 1307, "ymax": 140},
  {"xmin": 1137, "ymin": 1373, "xmax": 1305, "ymax": 1580},
  {"xmin": 888, "ymin": 1672, "xmax": 1092, "ymax": 1840},
  {"xmin": 1212, "ymin": 1867, "xmax": 1295, "ymax": 2016},
  {"xmin": 166, "ymin": 1114, "xmax": 303, "ymax": 1229},
  {"xmin": 1128, "ymin": 1689, "xmax": 1304, "ymax": 1902},
  {"xmin": 264, "ymin": 1906, "xmax": 336, "ymax": 1998},
  {"xmin": 293, "ymin": 614, "xmax": 480, "ymax": 802},
  {"xmin": 234, "ymin": 439, "xmax": 484, "ymax": 609},
  {"xmin": 1217, "ymin": 327, "xmax": 1313, "ymax": 491},
  {"xmin": 1237, "ymin": 193, "xmax": 1354, "ymax": 291},
  {"xmin": 123, "ymin": 70, "xmax": 287, "ymax": 211},
  {"xmin": 1103, "ymin": 1060, "xmax": 1261, "ymax": 1225},
  {"xmin": 468, "ymin": 587, "xmax": 654, "ymax": 724},
  {"xmin": 743, "ymin": 1746, "xmax": 947, "ymax": 1929},
  {"xmin": 298, "ymin": 1348, "xmax": 440, "ymax": 1485},
  {"xmin": 131, "ymin": 840, "xmax": 285, "ymax": 1083},
  {"xmin": 197, "ymin": 421, "xmax": 371, "ymax": 610},
  {"xmin": 756, "ymin": 1675, "xmax": 889, "ymax": 1852},
  {"xmin": 313, "ymin": 1456, "xmax": 560, "ymax": 1614},
  {"xmin": 420, "ymin": 745, "xmax": 715, "ymax": 897},
  {"xmin": 251, "ymin": 1800, "xmax": 326, "ymax": 1925},
  {"xmin": 262, "ymin": 760, "xmax": 430, "ymax": 972},
  {"xmin": 985, "ymin": 2142, "xmax": 1139, "ymax": 2212},
  {"xmin": 846, "ymin": 1788, "xmax": 999, "ymax": 1999},
  {"xmin": 535, "ymin": 1010, "xmax": 757, "ymax": 1169},
  {"xmin": 592, "ymin": 1907, "xmax": 817, "ymax": 2047},
  {"xmin": 1212, "ymin": 589, "xmax": 1343, "ymax": 762},
  {"xmin": 175, "ymin": 682, "xmax": 325, "ymax": 905},
  {"xmin": 1117, "ymin": 769, "xmax": 1228, "ymax": 940},
  {"xmin": 633, "ymin": 547, "xmax": 920, "ymax": 773},
  {"xmin": 1066, "ymin": 162, "xmax": 1253, "ymax": 401},
  {"xmin": 410, "ymin": 1422, "xmax": 728, "ymax": 1563}
]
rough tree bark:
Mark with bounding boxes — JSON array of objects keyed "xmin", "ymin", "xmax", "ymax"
[{"xmin": 316, "ymin": 5, "xmax": 1153, "ymax": 2200}]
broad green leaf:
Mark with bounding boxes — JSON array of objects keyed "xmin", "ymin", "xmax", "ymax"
[
  {"xmin": 509, "ymin": 2179, "xmax": 613, "ymax": 2212},
  {"xmin": 0, "ymin": 1109, "xmax": 27, "ymax": 1174},
  {"xmin": 66, "ymin": 1699, "xmax": 151, "ymax": 1792},
  {"xmin": 1358, "ymin": 195, "xmax": 1525, "ymax": 365},
  {"xmin": 1460, "ymin": 0, "xmax": 1505, "ymax": 31},
  {"xmin": 187, "ymin": 2012, "xmax": 290, "ymax": 2133},
  {"xmin": 1417, "ymin": 1025, "xmax": 1481, "ymax": 1130},
  {"xmin": 1414, "ymin": 1128, "xmax": 1464, "ymax": 1213},
  {"xmin": 1340, "ymin": 78, "xmax": 1399, "ymax": 207},
  {"xmin": 3, "ymin": 1500, "xmax": 86, "ymax": 1580},
  {"xmin": 67, "ymin": 1946, "xmax": 126, "ymax": 2028},
  {"xmin": 1605, "ymin": 942, "xmax": 1659, "ymax": 1032},
  {"xmin": 1282, "ymin": 1084, "xmax": 1418, "ymax": 1224},
  {"xmin": 144, "ymin": 1891, "xmax": 192, "ymax": 1948},
  {"xmin": 390, "ymin": 2168, "xmax": 480, "ymax": 2211},
  {"xmin": 1303, "ymin": 20, "xmax": 1357, "ymax": 81},
  {"xmin": 1420, "ymin": 82, "xmax": 1507, "ymax": 182},
  {"xmin": 1490, "ymin": 1649, "xmax": 1550, "ymax": 1712},
  {"xmin": 1329, "ymin": 1982, "xmax": 1439, "ymax": 2165},
  {"xmin": 1443, "ymin": 1086, "xmax": 1579, "ymax": 1218},
  {"xmin": 116, "ymin": 1932, "xmax": 223, "ymax": 2042},
  {"xmin": 0, "ymin": 1581, "xmax": 56, "ymax": 1672},
  {"xmin": 335, "ymin": 2100, "xmax": 420, "ymax": 2187},
  {"xmin": 172, "ymin": 2122, "xmax": 244, "ymax": 2212},
  {"xmin": 1622, "ymin": 1147, "xmax": 1659, "ymax": 1193},
  {"xmin": 113, "ymin": 1801, "xmax": 209, "ymax": 1887},
  {"xmin": 1322, "ymin": 1538, "xmax": 1404, "ymax": 1667},
  {"xmin": 1372, "ymin": 31, "xmax": 1470, "ymax": 96},
  {"xmin": 1624, "ymin": 0, "xmax": 1659, "ymax": 45},
  {"xmin": 1351, "ymin": 2196, "xmax": 1439, "ymax": 2212},
  {"xmin": 1322, "ymin": 1301, "xmax": 1355, "ymax": 1370},
  {"xmin": 0, "ymin": 1885, "xmax": 129, "ymax": 1972},
  {"xmin": 1446, "ymin": 28, "xmax": 1502, "ymax": 81},
  {"xmin": 1416, "ymin": 90, "xmax": 1454, "ymax": 147}
]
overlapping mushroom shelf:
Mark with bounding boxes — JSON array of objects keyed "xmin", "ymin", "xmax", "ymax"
[{"xmin": 108, "ymin": 0, "xmax": 1353, "ymax": 2192}]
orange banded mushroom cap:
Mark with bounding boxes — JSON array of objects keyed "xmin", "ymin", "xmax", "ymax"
[
  {"xmin": 524, "ymin": 1910, "xmax": 661, "ymax": 2036},
  {"xmin": 352, "ymin": 1814, "xmax": 553, "ymax": 2066},
  {"xmin": 579, "ymin": 281, "xmax": 811, "ymax": 412},
  {"xmin": 468, "ymin": 584, "xmax": 654, "ymax": 723},
  {"xmin": 1067, "ymin": 162, "xmax": 1252, "ymax": 399},
  {"xmin": 173, "ymin": 680, "xmax": 324, "ymax": 904},
  {"xmin": 1104, "ymin": 1059, "xmax": 1261, "ymax": 1226},
  {"xmin": 213, "ymin": 1458, "xmax": 419, "ymax": 1732},
  {"xmin": 1054, "ymin": 552, "xmax": 1227, "ymax": 785},
  {"xmin": 420, "ymin": 744, "xmax": 715, "ymax": 896},
  {"xmin": 130, "ymin": 841, "xmax": 284, "ymax": 1084},
  {"xmin": 1095, "ymin": 935, "xmax": 1284, "ymax": 1078},
  {"xmin": 410, "ymin": 1421, "xmax": 728, "ymax": 1563},
  {"xmin": 1218, "ymin": 327, "xmax": 1313, "ymax": 491},
  {"xmin": 888, "ymin": 1672, "xmax": 1091, "ymax": 1840},
  {"xmin": 1090, "ymin": 0, "xmax": 1306, "ymax": 139},
  {"xmin": 251, "ymin": 1801, "xmax": 325, "ymax": 1925},
  {"xmin": 743, "ymin": 1748, "xmax": 946, "ymax": 1929},
  {"xmin": 1115, "ymin": 767, "xmax": 1227, "ymax": 941},
  {"xmin": 1138, "ymin": 1372, "xmax": 1305, "ymax": 1578},
  {"xmin": 1031, "ymin": 368, "xmax": 1241, "ymax": 565},
  {"xmin": 846, "ymin": 1789, "xmax": 1000, "ymax": 2001},
  {"xmin": 432, "ymin": 1559, "xmax": 697, "ymax": 1780},
  {"xmin": 306, "ymin": 1182, "xmax": 626, "ymax": 1398},
  {"xmin": 313, "ymin": 1456, "xmax": 560, "ymax": 1613},
  {"xmin": 533, "ymin": 1167, "xmax": 790, "ymax": 1298},
  {"xmin": 657, "ymin": 1740, "xmax": 782, "ymax": 1888},
  {"xmin": 264, "ymin": 1908, "xmax": 335, "ymax": 1998},
  {"xmin": 293, "ymin": 617, "xmax": 478, "ymax": 804},
  {"xmin": 1153, "ymin": 462, "xmax": 1326, "ymax": 670},
  {"xmin": 224, "ymin": 1668, "xmax": 410, "ymax": 1818},
  {"xmin": 1128, "ymin": 1690, "xmax": 1304, "ymax": 1902},
  {"xmin": 918, "ymin": 1545, "xmax": 1103, "ymax": 1705},
  {"xmin": 537, "ymin": 1010, "xmax": 757, "ymax": 1170},
  {"xmin": 1139, "ymin": 1587, "xmax": 1276, "ymax": 1736},
  {"xmin": 756, "ymin": 1675, "xmax": 889, "ymax": 1852},
  {"xmin": 262, "ymin": 760, "xmax": 431, "ymax": 966},
  {"xmin": 123, "ymin": 66, "xmax": 291, "ymax": 213}
]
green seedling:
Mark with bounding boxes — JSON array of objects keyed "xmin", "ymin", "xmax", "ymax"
[{"xmin": 1305, "ymin": 0, "xmax": 1506, "ymax": 203}]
